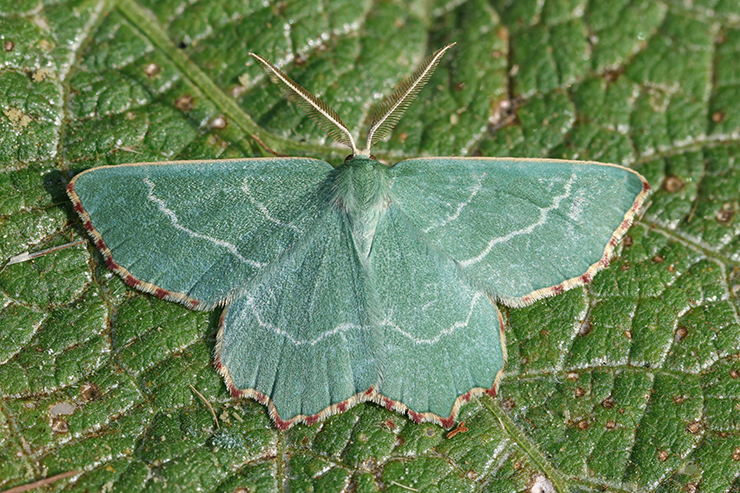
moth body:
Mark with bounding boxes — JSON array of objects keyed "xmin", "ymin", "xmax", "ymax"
[{"xmin": 333, "ymin": 156, "xmax": 391, "ymax": 258}]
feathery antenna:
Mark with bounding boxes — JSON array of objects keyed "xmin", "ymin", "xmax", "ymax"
[
  {"xmin": 250, "ymin": 53, "xmax": 359, "ymax": 155},
  {"xmin": 365, "ymin": 43, "xmax": 455, "ymax": 150},
  {"xmin": 251, "ymin": 45, "xmax": 455, "ymax": 157}
]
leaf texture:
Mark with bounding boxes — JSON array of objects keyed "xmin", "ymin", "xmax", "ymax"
[{"xmin": 1, "ymin": 0, "xmax": 739, "ymax": 491}]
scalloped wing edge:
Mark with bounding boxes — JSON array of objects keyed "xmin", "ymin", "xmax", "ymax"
[
  {"xmin": 506, "ymin": 165, "xmax": 650, "ymax": 308},
  {"xmin": 66, "ymin": 158, "xmax": 325, "ymax": 312},
  {"xmin": 390, "ymin": 157, "xmax": 651, "ymax": 309},
  {"xmin": 215, "ymin": 297, "xmax": 507, "ymax": 430},
  {"xmin": 68, "ymin": 171, "xmax": 207, "ymax": 311}
]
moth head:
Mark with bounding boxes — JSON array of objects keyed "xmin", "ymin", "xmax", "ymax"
[
  {"xmin": 344, "ymin": 153, "xmax": 377, "ymax": 163},
  {"xmin": 250, "ymin": 43, "xmax": 455, "ymax": 160}
]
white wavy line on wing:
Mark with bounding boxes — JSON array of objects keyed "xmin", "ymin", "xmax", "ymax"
[
  {"xmin": 246, "ymin": 295, "xmax": 366, "ymax": 346},
  {"xmin": 460, "ymin": 173, "xmax": 577, "ymax": 267},
  {"xmin": 379, "ymin": 292, "xmax": 483, "ymax": 345},
  {"xmin": 241, "ymin": 179, "xmax": 304, "ymax": 233},
  {"xmin": 423, "ymin": 173, "xmax": 486, "ymax": 234},
  {"xmin": 144, "ymin": 177, "xmax": 266, "ymax": 268},
  {"xmin": 247, "ymin": 291, "xmax": 483, "ymax": 346}
]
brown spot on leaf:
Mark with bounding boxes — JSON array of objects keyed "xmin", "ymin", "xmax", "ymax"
[
  {"xmin": 652, "ymin": 255, "xmax": 664, "ymax": 263},
  {"xmin": 675, "ymin": 326, "xmax": 688, "ymax": 343},
  {"xmin": 80, "ymin": 382, "xmax": 101, "ymax": 402},
  {"xmin": 575, "ymin": 387, "xmax": 586, "ymax": 398},
  {"xmin": 566, "ymin": 372, "xmax": 579, "ymax": 381},
  {"xmin": 658, "ymin": 450, "xmax": 669, "ymax": 462},
  {"xmin": 663, "ymin": 175, "xmax": 685, "ymax": 192},
  {"xmin": 623, "ymin": 330, "xmax": 632, "ymax": 340},
  {"xmin": 686, "ymin": 422, "xmax": 702, "ymax": 434},
  {"xmin": 605, "ymin": 420, "xmax": 616, "ymax": 430},
  {"xmin": 502, "ymin": 398, "xmax": 516, "ymax": 412},
  {"xmin": 733, "ymin": 447, "xmax": 740, "ymax": 461},
  {"xmin": 604, "ymin": 67, "xmax": 625, "ymax": 82},
  {"xmin": 673, "ymin": 395, "xmax": 685, "ymax": 405},
  {"xmin": 577, "ymin": 420, "xmax": 589, "ymax": 430},
  {"xmin": 601, "ymin": 397, "xmax": 615, "ymax": 409},
  {"xmin": 144, "ymin": 63, "xmax": 160, "ymax": 77},
  {"xmin": 712, "ymin": 111, "xmax": 725, "ymax": 123},
  {"xmin": 175, "ymin": 94, "xmax": 194, "ymax": 111},
  {"xmin": 578, "ymin": 321, "xmax": 592, "ymax": 336},
  {"xmin": 730, "ymin": 369, "xmax": 739, "ymax": 379},
  {"xmin": 514, "ymin": 460, "xmax": 523, "ymax": 470},
  {"xmin": 51, "ymin": 417, "xmax": 69, "ymax": 434},
  {"xmin": 716, "ymin": 204, "xmax": 736, "ymax": 225},
  {"xmin": 622, "ymin": 235, "xmax": 633, "ymax": 247},
  {"xmin": 4, "ymin": 40, "xmax": 14, "ymax": 51},
  {"xmin": 381, "ymin": 419, "xmax": 396, "ymax": 431}
]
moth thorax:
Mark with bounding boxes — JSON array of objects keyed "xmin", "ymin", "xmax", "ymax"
[
  {"xmin": 333, "ymin": 157, "xmax": 390, "ymax": 212},
  {"xmin": 333, "ymin": 157, "xmax": 391, "ymax": 258}
]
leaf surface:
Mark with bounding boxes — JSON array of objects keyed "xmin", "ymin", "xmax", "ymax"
[{"xmin": 1, "ymin": 0, "xmax": 739, "ymax": 491}]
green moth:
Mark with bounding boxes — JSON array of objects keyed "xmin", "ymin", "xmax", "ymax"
[{"xmin": 67, "ymin": 44, "xmax": 649, "ymax": 430}]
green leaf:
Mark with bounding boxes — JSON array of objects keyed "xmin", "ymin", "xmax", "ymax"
[{"xmin": 1, "ymin": 0, "xmax": 738, "ymax": 491}]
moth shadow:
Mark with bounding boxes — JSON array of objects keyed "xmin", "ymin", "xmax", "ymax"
[
  {"xmin": 205, "ymin": 306, "xmax": 224, "ymax": 357},
  {"xmin": 43, "ymin": 167, "xmax": 77, "ymax": 222}
]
